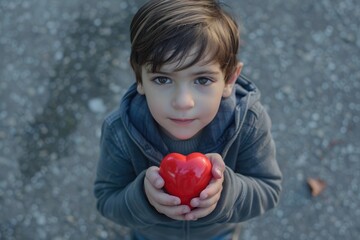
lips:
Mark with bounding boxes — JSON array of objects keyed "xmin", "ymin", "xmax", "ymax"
[{"xmin": 169, "ymin": 118, "xmax": 195, "ymax": 125}]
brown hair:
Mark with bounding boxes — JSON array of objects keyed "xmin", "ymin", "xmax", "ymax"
[{"xmin": 130, "ymin": 0, "xmax": 239, "ymax": 83}]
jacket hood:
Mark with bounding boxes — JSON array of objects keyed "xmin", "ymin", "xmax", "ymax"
[{"xmin": 120, "ymin": 75, "xmax": 260, "ymax": 163}]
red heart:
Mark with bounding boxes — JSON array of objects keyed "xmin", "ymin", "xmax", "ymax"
[{"xmin": 159, "ymin": 152, "xmax": 212, "ymax": 207}]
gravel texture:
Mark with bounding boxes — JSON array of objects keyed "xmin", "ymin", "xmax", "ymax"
[{"xmin": 1, "ymin": 0, "xmax": 359, "ymax": 239}]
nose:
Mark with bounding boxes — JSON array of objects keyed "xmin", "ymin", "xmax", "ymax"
[{"xmin": 172, "ymin": 87, "xmax": 195, "ymax": 110}]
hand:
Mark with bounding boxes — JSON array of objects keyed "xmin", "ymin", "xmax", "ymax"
[
  {"xmin": 184, "ymin": 153, "xmax": 225, "ymax": 221},
  {"xmin": 144, "ymin": 166, "xmax": 191, "ymax": 220}
]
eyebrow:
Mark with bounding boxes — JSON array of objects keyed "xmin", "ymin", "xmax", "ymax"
[{"xmin": 192, "ymin": 70, "xmax": 221, "ymax": 76}]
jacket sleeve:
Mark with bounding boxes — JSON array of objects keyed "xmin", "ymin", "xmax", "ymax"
[
  {"xmin": 201, "ymin": 102, "xmax": 282, "ymax": 224},
  {"xmin": 93, "ymin": 119, "xmax": 173, "ymax": 228}
]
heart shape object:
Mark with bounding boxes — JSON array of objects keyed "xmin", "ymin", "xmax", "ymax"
[{"xmin": 159, "ymin": 152, "xmax": 212, "ymax": 207}]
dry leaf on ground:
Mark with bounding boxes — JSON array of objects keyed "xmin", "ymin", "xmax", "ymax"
[{"xmin": 307, "ymin": 178, "xmax": 326, "ymax": 197}]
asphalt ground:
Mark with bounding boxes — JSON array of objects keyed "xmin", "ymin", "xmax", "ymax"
[{"xmin": 1, "ymin": 0, "xmax": 359, "ymax": 239}]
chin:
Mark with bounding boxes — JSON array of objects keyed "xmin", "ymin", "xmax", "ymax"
[
  {"xmin": 169, "ymin": 131, "xmax": 199, "ymax": 141},
  {"xmin": 175, "ymin": 136, "xmax": 193, "ymax": 140}
]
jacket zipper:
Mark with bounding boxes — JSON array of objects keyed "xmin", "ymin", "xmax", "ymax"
[
  {"xmin": 221, "ymin": 93, "xmax": 251, "ymax": 158},
  {"xmin": 184, "ymin": 221, "xmax": 190, "ymax": 240}
]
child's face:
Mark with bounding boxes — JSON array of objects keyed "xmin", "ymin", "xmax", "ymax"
[{"xmin": 137, "ymin": 53, "xmax": 240, "ymax": 140}]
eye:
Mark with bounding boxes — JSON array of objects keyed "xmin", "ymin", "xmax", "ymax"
[
  {"xmin": 153, "ymin": 76, "xmax": 171, "ymax": 85},
  {"xmin": 195, "ymin": 77, "xmax": 213, "ymax": 86}
]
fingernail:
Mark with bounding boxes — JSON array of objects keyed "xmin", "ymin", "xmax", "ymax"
[
  {"xmin": 182, "ymin": 207, "xmax": 190, "ymax": 214},
  {"xmin": 155, "ymin": 179, "xmax": 162, "ymax": 187},
  {"xmin": 200, "ymin": 192, "xmax": 208, "ymax": 199},
  {"xmin": 216, "ymin": 168, "xmax": 222, "ymax": 177},
  {"xmin": 191, "ymin": 199, "xmax": 199, "ymax": 207}
]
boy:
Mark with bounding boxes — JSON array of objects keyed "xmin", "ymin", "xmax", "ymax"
[{"xmin": 94, "ymin": 0, "xmax": 282, "ymax": 239}]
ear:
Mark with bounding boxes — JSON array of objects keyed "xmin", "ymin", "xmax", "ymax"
[
  {"xmin": 222, "ymin": 62, "xmax": 243, "ymax": 98},
  {"xmin": 137, "ymin": 83, "xmax": 145, "ymax": 95}
]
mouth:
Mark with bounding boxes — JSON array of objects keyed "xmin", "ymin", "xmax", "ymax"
[{"xmin": 169, "ymin": 118, "xmax": 195, "ymax": 125}]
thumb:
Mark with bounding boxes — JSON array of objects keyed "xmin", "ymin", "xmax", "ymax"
[
  {"xmin": 205, "ymin": 153, "xmax": 225, "ymax": 179},
  {"xmin": 146, "ymin": 166, "xmax": 164, "ymax": 189}
]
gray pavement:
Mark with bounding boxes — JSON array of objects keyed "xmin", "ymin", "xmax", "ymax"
[{"xmin": 0, "ymin": 0, "xmax": 359, "ymax": 239}]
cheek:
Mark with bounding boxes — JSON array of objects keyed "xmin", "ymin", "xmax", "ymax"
[
  {"xmin": 198, "ymin": 95, "xmax": 222, "ymax": 117},
  {"xmin": 146, "ymin": 97, "xmax": 166, "ymax": 117},
  {"xmin": 141, "ymin": 86, "xmax": 166, "ymax": 112}
]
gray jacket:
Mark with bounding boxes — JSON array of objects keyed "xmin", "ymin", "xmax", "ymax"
[{"xmin": 94, "ymin": 75, "xmax": 282, "ymax": 240}]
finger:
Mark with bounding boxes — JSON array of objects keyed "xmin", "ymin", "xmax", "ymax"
[
  {"xmin": 145, "ymin": 166, "xmax": 164, "ymax": 188},
  {"xmin": 144, "ymin": 177, "xmax": 180, "ymax": 206},
  {"xmin": 199, "ymin": 178, "xmax": 223, "ymax": 200},
  {"xmin": 184, "ymin": 204, "xmax": 217, "ymax": 221},
  {"xmin": 197, "ymin": 191, "xmax": 221, "ymax": 208},
  {"xmin": 152, "ymin": 192, "xmax": 181, "ymax": 206},
  {"xmin": 205, "ymin": 153, "xmax": 225, "ymax": 179},
  {"xmin": 212, "ymin": 162, "xmax": 225, "ymax": 179},
  {"xmin": 162, "ymin": 205, "xmax": 191, "ymax": 220},
  {"xmin": 149, "ymin": 198, "xmax": 190, "ymax": 220},
  {"xmin": 190, "ymin": 185, "xmax": 222, "ymax": 209}
]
